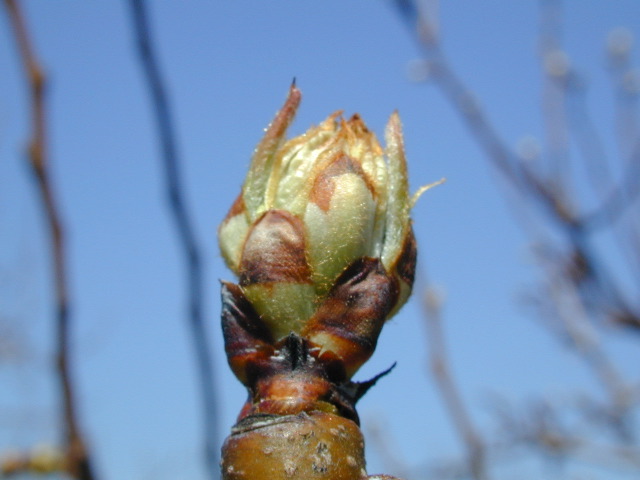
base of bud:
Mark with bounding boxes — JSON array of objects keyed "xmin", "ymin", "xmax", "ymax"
[{"xmin": 221, "ymin": 411, "xmax": 367, "ymax": 480}]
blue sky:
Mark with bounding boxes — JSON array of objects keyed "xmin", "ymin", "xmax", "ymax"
[{"xmin": 1, "ymin": 2, "xmax": 639, "ymax": 479}]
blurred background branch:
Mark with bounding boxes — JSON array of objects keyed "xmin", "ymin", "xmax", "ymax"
[
  {"xmin": 393, "ymin": 0, "xmax": 640, "ymax": 477},
  {"xmin": 423, "ymin": 287, "xmax": 489, "ymax": 480},
  {"xmin": 127, "ymin": 1, "xmax": 220, "ymax": 478},
  {"xmin": 2, "ymin": 1, "xmax": 96, "ymax": 478}
]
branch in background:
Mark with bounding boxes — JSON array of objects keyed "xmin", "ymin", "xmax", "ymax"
[
  {"xmin": 493, "ymin": 398, "xmax": 640, "ymax": 471},
  {"xmin": 535, "ymin": 249, "xmax": 633, "ymax": 426},
  {"xmin": 2, "ymin": 1, "xmax": 96, "ymax": 479},
  {"xmin": 393, "ymin": 0, "xmax": 639, "ymax": 332},
  {"xmin": 393, "ymin": 0, "xmax": 519, "ymax": 184},
  {"xmin": 423, "ymin": 288, "xmax": 490, "ymax": 480},
  {"xmin": 537, "ymin": 0, "xmax": 571, "ymax": 190},
  {"xmin": 393, "ymin": 0, "xmax": 640, "ymax": 330},
  {"xmin": 393, "ymin": 0, "xmax": 640, "ymax": 474},
  {"xmin": 127, "ymin": 1, "xmax": 220, "ymax": 478},
  {"xmin": 602, "ymin": 26, "xmax": 640, "ymax": 275},
  {"xmin": 532, "ymin": 0, "xmax": 639, "ymax": 375}
]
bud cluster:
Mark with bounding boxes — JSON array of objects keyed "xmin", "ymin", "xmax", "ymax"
[
  {"xmin": 218, "ymin": 85, "xmax": 426, "ymax": 480},
  {"xmin": 219, "ymin": 85, "xmax": 419, "ymax": 381}
]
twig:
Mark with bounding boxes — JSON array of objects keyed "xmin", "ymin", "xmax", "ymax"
[
  {"xmin": 394, "ymin": 0, "xmax": 586, "ymax": 231},
  {"xmin": 608, "ymin": 27, "xmax": 640, "ymax": 162},
  {"xmin": 423, "ymin": 288, "xmax": 490, "ymax": 480},
  {"xmin": 495, "ymin": 399, "xmax": 640, "ymax": 471},
  {"xmin": 539, "ymin": 1, "xmax": 640, "ymax": 233},
  {"xmin": 127, "ymin": 1, "xmax": 220, "ymax": 478},
  {"xmin": 395, "ymin": 0, "xmax": 640, "ymax": 474},
  {"xmin": 607, "ymin": 28, "xmax": 640, "ymax": 274},
  {"xmin": 393, "ymin": 1, "xmax": 520, "ymax": 185},
  {"xmin": 534, "ymin": 0, "xmax": 640, "ymax": 330},
  {"xmin": 536, "ymin": 250, "xmax": 633, "ymax": 425},
  {"xmin": 538, "ymin": 0, "xmax": 571, "ymax": 185},
  {"xmin": 395, "ymin": 0, "xmax": 639, "ymax": 328},
  {"xmin": 2, "ymin": 1, "xmax": 96, "ymax": 479}
]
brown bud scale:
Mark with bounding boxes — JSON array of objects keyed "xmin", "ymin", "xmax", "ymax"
[
  {"xmin": 310, "ymin": 154, "xmax": 376, "ymax": 212},
  {"xmin": 239, "ymin": 210, "xmax": 312, "ymax": 286},
  {"xmin": 223, "ymin": 194, "xmax": 246, "ymax": 223},
  {"xmin": 394, "ymin": 227, "xmax": 417, "ymax": 287}
]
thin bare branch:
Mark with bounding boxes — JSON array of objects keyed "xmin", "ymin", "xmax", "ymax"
[
  {"xmin": 2, "ymin": 1, "xmax": 96, "ymax": 479},
  {"xmin": 394, "ymin": 0, "xmax": 639, "ymax": 333},
  {"xmin": 538, "ymin": 252, "xmax": 631, "ymax": 413},
  {"xmin": 392, "ymin": 0, "xmax": 520, "ymax": 185},
  {"xmin": 423, "ymin": 288, "xmax": 490, "ymax": 480},
  {"xmin": 607, "ymin": 29, "xmax": 640, "ymax": 284},
  {"xmin": 494, "ymin": 399, "xmax": 640, "ymax": 471},
  {"xmin": 538, "ymin": 0, "xmax": 571, "ymax": 185},
  {"xmin": 608, "ymin": 27, "xmax": 640, "ymax": 162},
  {"xmin": 126, "ymin": 1, "xmax": 220, "ymax": 478},
  {"xmin": 394, "ymin": 0, "xmax": 640, "ymax": 475}
]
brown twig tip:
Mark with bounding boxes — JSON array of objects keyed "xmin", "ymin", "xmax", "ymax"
[{"xmin": 271, "ymin": 82, "xmax": 302, "ymax": 134}]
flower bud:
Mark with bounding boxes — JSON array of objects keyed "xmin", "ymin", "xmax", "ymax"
[
  {"xmin": 218, "ymin": 85, "xmax": 430, "ymax": 480},
  {"xmin": 219, "ymin": 85, "xmax": 423, "ymax": 377}
]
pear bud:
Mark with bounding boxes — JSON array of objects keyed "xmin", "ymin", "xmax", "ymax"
[{"xmin": 219, "ymin": 85, "xmax": 420, "ymax": 374}]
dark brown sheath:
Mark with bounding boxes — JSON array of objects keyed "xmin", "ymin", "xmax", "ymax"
[{"xmin": 220, "ymin": 257, "xmax": 405, "ymax": 480}]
